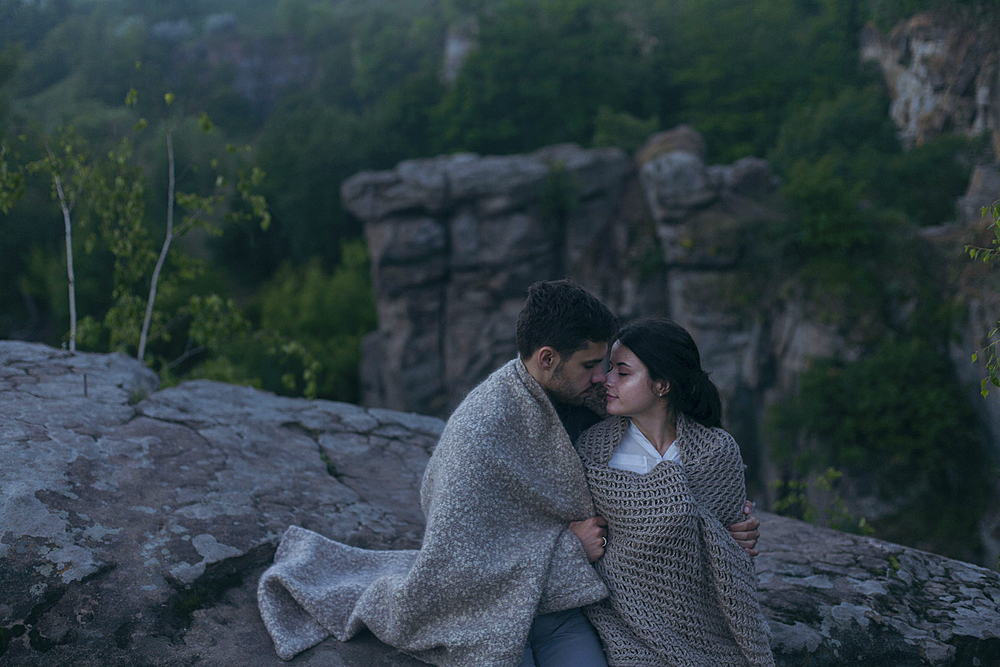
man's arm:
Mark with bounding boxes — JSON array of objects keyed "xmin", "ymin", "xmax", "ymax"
[{"xmin": 728, "ymin": 500, "xmax": 760, "ymax": 556}]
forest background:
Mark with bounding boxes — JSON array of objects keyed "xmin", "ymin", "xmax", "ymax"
[{"xmin": 1, "ymin": 0, "xmax": 999, "ymax": 565}]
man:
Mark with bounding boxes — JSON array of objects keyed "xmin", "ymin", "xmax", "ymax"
[{"xmin": 258, "ymin": 280, "xmax": 759, "ymax": 667}]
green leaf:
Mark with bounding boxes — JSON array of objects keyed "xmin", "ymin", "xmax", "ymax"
[{"xmin": 198, "ymin": 112, "xmax": 214, "ymax": 134}]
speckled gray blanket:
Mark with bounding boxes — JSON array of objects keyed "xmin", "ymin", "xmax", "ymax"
[{"xmin": 257, "ymin": 359, "xmax": 608, "ymax": 665}]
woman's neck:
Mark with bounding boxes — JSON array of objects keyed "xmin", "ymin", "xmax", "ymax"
[{"xmin": 629, "ymin": 406, "xmax": 677, "ymax": 455}]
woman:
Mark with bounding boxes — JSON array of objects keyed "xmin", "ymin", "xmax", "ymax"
[{"xmin": 576, "ymin": 318, "xmax": 774, "ymax": 667}]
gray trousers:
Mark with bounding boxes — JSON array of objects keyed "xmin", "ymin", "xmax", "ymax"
[{"xmin": 518, "ymin": 607, "xmax": 608, "ymax": 667}]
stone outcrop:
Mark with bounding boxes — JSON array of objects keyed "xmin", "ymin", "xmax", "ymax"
[
  {"xmin": 861, "ymin": 11, "xmax": 1000, "ymax": 566},
  {"xmin": 341, "ymin": 129, "xmax": 792, "ymax": 424},
  {"xmin": 861, "ymin": 13, "xmax": 1000, "ymax": 158},
  {"xmin": 342, "ymin": 128, "xmax": 859, "ymax": 502},
  {"xmin": 441, "ymin": 18, "xmax": 477, "ymax": 84},
  {"xmin": 0, "ymin": 341, "xmax": 436, "ymax": 666},
  {"xmin": 342, "ymin": 143, "xmax": 632, "ymax": 417},
  {"xmin": 2, "ymin": 341, "xmax": 998, "ymax": 666},
  {"xmin": 758, "ymin": 512, "xmax": 1000, "ymax": 666}
]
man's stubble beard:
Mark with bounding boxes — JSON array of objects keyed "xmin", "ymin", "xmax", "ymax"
[
  {"xmin": 547, "ymin": 364, "xmax": 603, "ymax": 409},
  {"xmin": 582, "ymin": 383, "xmax": 608, "ymax": 417}
]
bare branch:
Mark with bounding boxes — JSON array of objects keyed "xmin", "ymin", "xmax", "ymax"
[{"xmin": 162, "ymin": 344, "xmax": 207, "ymax": 374}]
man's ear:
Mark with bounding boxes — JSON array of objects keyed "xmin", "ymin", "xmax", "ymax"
[{"xmin": 536, "ymin": 346, "xmax": 560, "ymax": 371}]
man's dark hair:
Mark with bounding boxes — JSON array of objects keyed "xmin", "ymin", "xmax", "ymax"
[{"xmin": 516, "ymin": 280, "xmax": 618, "ymax": 359}]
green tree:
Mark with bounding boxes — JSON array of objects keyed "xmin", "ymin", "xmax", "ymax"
[
  {"xmin": 256, "ymin": 240, "xmax": 377, "ymax": 402},
  {"xmin": 767, "ymin": 339, "xmax": 995, "ymax": 561},
  {"xmin": 8, "ymin": 89, "xmax": 271, "ymax": 392},
  {"xmin": 664, "ymin": 0, "xmax": 863, "ymax": 161},
  {"xmin": 432, "ymin": 0, "xmax": 651, "ymax": 155},
  {"xmin": 26, "ymin": 127, "xmax": 94, "ymax": 351},
  {"xmin": 0, "ymin": 142, "xmax": 22, "ymax": 213},
  {"xmin": 967, "ymin": 198, "xmax": 1000, "ymax": 394},
  {"xmin": 591, "ymin": 105, "xmax": 659, "ymax": 154},
  {"xmin": 242, "ymin": 99, "xmax": 367, "ymax": 274}
]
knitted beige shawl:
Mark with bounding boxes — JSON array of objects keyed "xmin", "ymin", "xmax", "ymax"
[
  {"xmin": 576, "ymin": 415, "xmax": 774, "ymax": 667},
  {"xmin": 257, "ymin": 359, "xmax": 608, "ymax": 665}
]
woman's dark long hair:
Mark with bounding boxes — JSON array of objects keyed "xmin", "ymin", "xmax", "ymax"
[{"xmin": 615, "ymin": 318, "xmax": 723, "ymax": 428}]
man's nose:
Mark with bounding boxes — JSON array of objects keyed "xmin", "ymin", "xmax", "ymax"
[{"xmin": 593, "ymin": 368, "xmax": 607, "ymax": 384}]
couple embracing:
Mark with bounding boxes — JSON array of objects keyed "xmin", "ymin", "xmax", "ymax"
[{"xmin": 258, "ymin": 280, "xmax": 774, "ymax": 667}]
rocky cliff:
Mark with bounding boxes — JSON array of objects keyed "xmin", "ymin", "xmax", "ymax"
[
  {"xmin": 861, "ymin": 12, "xmax": 1000, "ymax": 159},
  {"xmin": 861, "ymin": 11, "xmax": 1000, "ymax": 568},
  {"xmin": 1, "ymin": 341, "xmax": 998, "ymax": 666}
]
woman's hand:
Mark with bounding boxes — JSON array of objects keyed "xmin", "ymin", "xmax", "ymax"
[
  {"xmin": 727, "ymin": 500, "xmax": 760, "ymax": 556},
  {"xmin": 569, "ymin": 516, "xmax": 608, "ymax": 562}
]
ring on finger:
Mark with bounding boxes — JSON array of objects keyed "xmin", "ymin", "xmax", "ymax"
[{"xmin": 600, "ymin": 536, "xmax": 607, "ymax": 548}]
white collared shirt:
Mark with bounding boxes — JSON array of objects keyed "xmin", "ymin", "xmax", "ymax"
[{"xmin": 608, "ymin": 421, "xmax": 682, "ymax": 474}]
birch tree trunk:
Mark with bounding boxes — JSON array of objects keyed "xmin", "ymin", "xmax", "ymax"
[
  {"xmin": 137, "ymin": 130, "xmax": 175, "ymax": 361},
  {"xmin": 53, "ymin": 173, "xmax": 76, "ymax": 353}
]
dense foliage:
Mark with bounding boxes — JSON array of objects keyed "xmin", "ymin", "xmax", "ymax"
[
  {"xmin": 766, "ymin": 339, "xmax": 994, "ymax": 562},
  {"xmin": 1, "ymin": 0, "xmax": 997, "ymax": 559}
]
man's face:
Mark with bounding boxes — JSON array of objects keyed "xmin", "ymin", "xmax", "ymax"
[{"xmin": 543, "ymin": 340, "xmax": 609, "ymax": 406}]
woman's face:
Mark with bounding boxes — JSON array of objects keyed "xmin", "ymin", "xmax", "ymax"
[{"xmin": 604, "ymin": 341, "xmax": 667, "ymax": 418}]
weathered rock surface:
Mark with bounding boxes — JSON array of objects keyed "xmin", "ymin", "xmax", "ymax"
[
  {"xmin": 2, "ymin": 341, "xmax": 998, "ymax": 666},
  {"xmin": 0, "ymin": 341, "xmax": 434, "ymax": 666},
  {"xmin": 758, "ymin": 513, "xmax": 1000, "ymax": 666},
  {"xmin": 861, "ymin": 13, "xmax": 1000, "ymax": 159}
]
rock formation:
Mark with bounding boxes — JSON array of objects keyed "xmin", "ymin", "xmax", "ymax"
[
  {"xmin": 341, "ymin": 127, "xmax": 859, "ymax": 498},
  {"xmin": 342, "ymin": 143, "xmax": 632, "ymax": 417},
  {"xmin": 340, "ymin": 129, "xmax": 787, "ymax": 419},
  {"xmin": 861, "ymin": 13, "xmax": 1000, "ymax": 159},
  {"xmin": 0, "ymin": 341, "xmax": 436, "ymax": 666},
  {"xmin": 1, "ymin": 341, "xmax": 998, "ymax": 666},
  {"xmin": 858, "ymin": 10, "xmax": 1000, "ymax": 568}
]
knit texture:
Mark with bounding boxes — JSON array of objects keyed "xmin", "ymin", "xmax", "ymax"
[
  {"xmin": 576, "ymin": 415, "xmax": 774, "ymax": 667},
  {"xmin": 257, "ymin": 359, "xmax": 608, "ymax": 665}
]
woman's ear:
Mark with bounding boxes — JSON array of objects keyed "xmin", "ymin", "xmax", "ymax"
[{"xmin": 654, "ymin": 380, "xmax": 670, "ymax": 397}]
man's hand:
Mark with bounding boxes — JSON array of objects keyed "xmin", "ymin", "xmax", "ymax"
[
  {"xmin": 727, "ymin": 500, "xmax": 760, "ymax": 556},
  {"xmin": 569, "ymin": 516, "xmax": 608, "ymax": 562}
]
